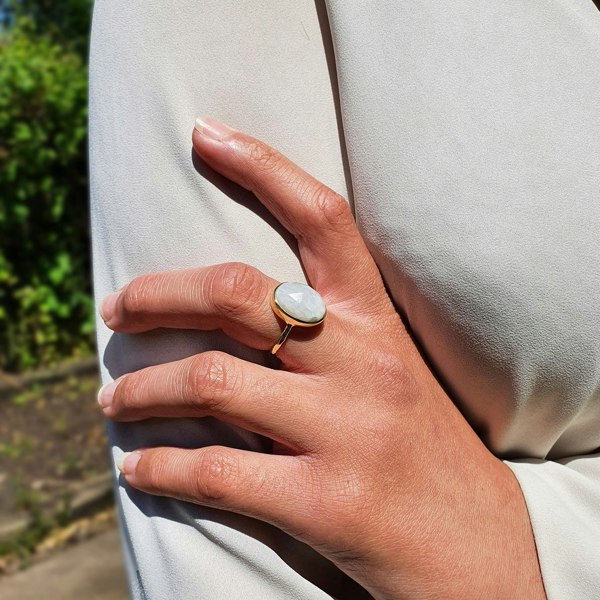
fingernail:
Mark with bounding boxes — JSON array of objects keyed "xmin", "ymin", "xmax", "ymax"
[
  {"xmin": 194, "ymin": 116, "xmax": 235, "ymax": 141},
  {"xmin": 97, "ymin": 377, "xmax": 123, "ymax": 409},
  {"xmin": 99, "ymin": 291, "xmax": 120, "ymax": 323},
  {"xmin": 117, "ymin": 451, "xmax": 142, "ymax": 476}
]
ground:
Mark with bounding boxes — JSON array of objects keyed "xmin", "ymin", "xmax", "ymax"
[
  {"xmin": 0, "ymin": 370, "xmax": 108, "ymax": 523},
  {"xmin": 0, "ymin": 365, "xmax": 129, "ymax": 597},
  {"xmin": 0, "ymin": 527, "xmax": 128, "ymax": 600},
  {"xmin": 0, "ymin": 366, "xmax": 123, "ymax": 590}
]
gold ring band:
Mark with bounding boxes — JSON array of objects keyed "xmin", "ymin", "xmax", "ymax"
[{"xmin": 270, "ymin": 282, "xmax": 327, "ymax": 355}]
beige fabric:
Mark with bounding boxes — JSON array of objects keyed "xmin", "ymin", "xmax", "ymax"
[{"xmin": 89, "ymin": 1, "xmax": 600, "ymax": 597}]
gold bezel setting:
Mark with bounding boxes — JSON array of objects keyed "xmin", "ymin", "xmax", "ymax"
[{"xmin": 269, "ymin": 282, "xmax": 326, "ymax": 354}]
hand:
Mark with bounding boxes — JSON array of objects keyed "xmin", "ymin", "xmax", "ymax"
[{"xmin": 98, "ymin": 117, "xmax": 545, "ymax": 599}]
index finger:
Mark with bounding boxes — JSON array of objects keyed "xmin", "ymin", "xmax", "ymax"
[{"xmin": 192, "ymin": 117, "xmax": 385, "ymax": 306}]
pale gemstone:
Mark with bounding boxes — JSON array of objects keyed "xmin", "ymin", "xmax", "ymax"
[{"xmin": 274, "ymin": 282, "xmax": 326, "ymax": 324}]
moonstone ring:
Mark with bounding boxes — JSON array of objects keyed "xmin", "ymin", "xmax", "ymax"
[{"xmin": 269, "ymin": 282, "xmax": 326, "ymax": 354}]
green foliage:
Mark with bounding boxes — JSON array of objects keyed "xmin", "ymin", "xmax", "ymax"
[
  {"xmin": 0, "ymin": 15, "xmax": 94, "ymax": 372},
  {"xmin": 1, "ymin": 0, "xmax": 93, "ymax": 59}
]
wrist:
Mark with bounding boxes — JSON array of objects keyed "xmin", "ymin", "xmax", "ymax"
[{"xmin": 350, "ymin": 460, "xmax": 546, "ymax": 600}]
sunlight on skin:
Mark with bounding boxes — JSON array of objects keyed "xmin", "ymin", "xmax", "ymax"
[{"xmin": 97, "ymin": 118, "xmax": 546, "ymax": 600}]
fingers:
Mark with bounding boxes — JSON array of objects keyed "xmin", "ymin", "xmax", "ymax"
[
  {"xmin": 100, "ymin": 262, "xmax": 342, "ymax": 367},
  {"xmin": 101, "ymin": 262, "xmax": 276, "ymax": 337},
  {"xmin": 192, "ymin": 118, "xmax": 385, "ymax": 304},
  {"xmin": 100, "ymin": 351, "xmax": 326, "ymax": 451},
  {"xmin": 119, "ymin": 446, "xmax": 314, "ymax": 539}
]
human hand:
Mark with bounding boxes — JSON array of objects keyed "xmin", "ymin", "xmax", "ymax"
[{"xmin": 98, "ymin": 118, "xmax": 545, "ymax": 599}]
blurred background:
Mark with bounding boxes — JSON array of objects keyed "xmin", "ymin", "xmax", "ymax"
[{"xmin": 0, "ymin": 1, "xmax": 128, "ymax": 597}]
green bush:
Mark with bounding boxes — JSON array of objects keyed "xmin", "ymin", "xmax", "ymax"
[
  {"xmin": 0, "ymin": 16, "xmax": 94, "ymax": 372},
  {"xmin": 1, "ymin": 0, "xmax": 93, "ymax": 59}
]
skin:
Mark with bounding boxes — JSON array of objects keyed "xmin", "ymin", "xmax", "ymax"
[{"xmin": 98, "ymin": 118, "xmax": 547, "ymax": 599}]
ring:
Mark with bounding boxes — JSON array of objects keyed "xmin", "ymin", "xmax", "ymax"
[{"xmin": 270, "ymin": 282, "xmax": 327, "ymax": 355}]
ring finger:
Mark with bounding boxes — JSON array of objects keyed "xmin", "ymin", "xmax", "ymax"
[{"xmin": 99, "ymin": 350, "xmax": 330, "ymax": 452}]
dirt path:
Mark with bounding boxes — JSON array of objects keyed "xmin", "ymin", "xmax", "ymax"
[
  {"xmin": 0, "ymin": 370, "xmax": 109, "ymax": 519},
  {"xmin": 0, "ymin": 527, "xmax": 129, "ymax": 600}
]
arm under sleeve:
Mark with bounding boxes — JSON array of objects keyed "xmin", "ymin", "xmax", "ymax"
[
  {"xmin": 90, "ymin": 0, "xmax": 600, "ymax": 597},
  {"xmin": 505, "ymin": 455, "xmax": 600, "ymax": 598},
  {"xmin": 325, "ymin": 1, "xmax": 600, "ymax": 597}
]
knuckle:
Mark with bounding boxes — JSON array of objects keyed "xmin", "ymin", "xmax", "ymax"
[
  {"xmin": 307, "ymin": 185, "xmax": 354, "ymax": 233},
  {"xmin": 120, "ymin": 274, "xmax": 158, "ymax": 316},
  {"xmin": 364, "ymin": 352, "xmax": 418, "ymax": 408},
  {"xmin": 187, "ymin": 352, "xmax": 238, "ymax": 413},
  {"xmin": 193, "ymin": 447, "xmax": 239, "ymax": 501},
  {"xmin": 374, "ymin": 352, "xmax": 411, "ymax": 386},
  {"xmin": 210, "ymin": 262, "xmax": 266, "ymax": 319},
  {"xmin": 341, "ymin": 354, "xmax": 416, "ymax": 442},
  {"xmin": 246, "ymin": 139, "xmax": 284, "ymax": 175}
]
